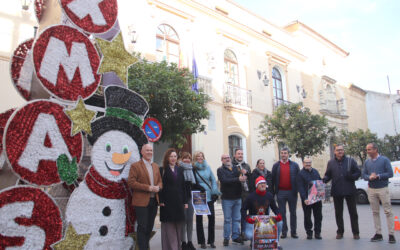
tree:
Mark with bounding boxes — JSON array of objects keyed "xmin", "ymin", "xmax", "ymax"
[
  {"xmin": 379, "ymin": 134, "xmax": 400, "ymax": 161},
  {"xmin": 259, "ymin": 103, "xmax": 334, "ymax": 161},
  {"xmin": 127, "ymin": 56, "xmax": 210, "ymax": 149},
  {"xmin": 334, "ymin": 129, "xmax": 378, "ymax": 166}
]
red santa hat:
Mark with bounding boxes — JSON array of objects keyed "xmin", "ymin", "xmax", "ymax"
[{"xmin": 255, "ymin": 176, "xmax": 267, "ymax": 187}]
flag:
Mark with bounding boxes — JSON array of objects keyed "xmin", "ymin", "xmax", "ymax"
[{"xmin": 192, "ymin": 52, "xmax": 199, "ymax": 94}]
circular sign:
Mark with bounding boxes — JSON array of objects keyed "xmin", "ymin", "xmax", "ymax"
[
  {"xmin": 10, "ymin": 38, "xmax": 34, "ymax": 101},
  {"xmin": 142, "ymin": 118, "xmax": 162, "ymax": 142},
  {"xmin": 0, "ymin": 186, "xmax": 62, "ymax": 249},
  {"xmin": 60, "ymin": 0, "xmax": 118, "ymax": 34},
  {"xmin": 0, "ymin": 109, "xmax": 15, "ymax": 153},
  {"xmin": 33, "ymin": 25, "xmax": 101, "ymax": 101},
  {"xmin": 4, "ymin": 100, "xmax": 83, "ymax": 186}
]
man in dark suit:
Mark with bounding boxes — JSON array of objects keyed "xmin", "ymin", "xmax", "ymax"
[{"xmin": 128, "ymin": 144, "xmax": 163, "ymax": 250}]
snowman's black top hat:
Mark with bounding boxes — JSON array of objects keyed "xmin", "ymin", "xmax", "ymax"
[{"xmin": 87, "ymin": 86, "xmax": 148, "ymax": 147}]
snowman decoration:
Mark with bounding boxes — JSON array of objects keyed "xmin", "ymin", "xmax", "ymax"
[{"xmin": 65, "ymin": 86, "xmax": 149, "ymax": 249}]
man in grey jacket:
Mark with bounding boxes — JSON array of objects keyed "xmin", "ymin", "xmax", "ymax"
[{"xmin": 363, "ymin": 142, "xmax": 396, "ymax": 244}]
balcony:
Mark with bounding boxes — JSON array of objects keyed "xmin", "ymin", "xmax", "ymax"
[
  {"xmin": 224, "ymin": 83, "xmax": 252, "ymax": 110},
  {"xmin": 197, "ymin": 75, "xmax": 213, "ymax": 99},
  {"xmin": 272, "ymin": 98, "xmax": 292, "ymax": 110}
]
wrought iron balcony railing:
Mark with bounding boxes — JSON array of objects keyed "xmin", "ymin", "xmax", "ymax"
[
  {"xmin": 224, "ymin": 83, "xmax": 252, "ymax": 109},
  {"xmin": 197, "ymin": 75, "xmax": 213, "ymax": 99}
]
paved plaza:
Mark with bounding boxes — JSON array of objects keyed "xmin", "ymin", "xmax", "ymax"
[{"xmin": 150, "ymin": 201, "xmax": 400, "ymax": 250}]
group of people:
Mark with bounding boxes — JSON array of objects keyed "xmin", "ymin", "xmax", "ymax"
[{"xmin": 128, "ymin": 143, "xmax": 396, "ymax": 250}]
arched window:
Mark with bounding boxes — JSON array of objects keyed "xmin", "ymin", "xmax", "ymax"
[
  {"xmin": 272, "ymin": 67, "xmax": 284, "ymax": 106},
  {"xmin": 224, "ymin": 49, "xmax": 239, "ymax": 85},
  {"xmin": 156, "ymin": 24, "xmax": 180, "ymax": 64},
  {"xmin": 228, "ymin": 134, "xmax": 247, "ymax": 161}
]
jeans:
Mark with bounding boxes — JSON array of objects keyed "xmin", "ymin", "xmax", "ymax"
[
  {"xmin": 301, "ymin": 200, "xmax": 322, "ymax": 235},
  {"xmin": 196, "ymin": 201, "xmax": 215, "ymax": 244},
  {"xmin": 277, "ymin": 190, "xmax": 298, "ymax": 235},
  {"xmin": 182, "ymin": 198, "xmax": 194, "ymax": 242},
  {"xmin": 221, "ymin": 199, "xmax": 241, "ymax": 240},
  {"xmin": 333, "ymin": 195, "xmax": 359, "ymax": 235},
  {"xmin": 135, "ymin": 198, "xmax": 158, "ymax": 250},
  {"xmin": 244, "ymin": 219, "xmax": 283, "ymax": 241}
]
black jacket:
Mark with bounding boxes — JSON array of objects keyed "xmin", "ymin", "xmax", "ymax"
[
  {"xmin": 271, "ymin": 160, "xmax": 300, "ymax": 195},
  {"xmin": 323, "ymin": 156, "xmax": 361, "ymax": 197},
  {"xmin": 296, "ymin": 168, "xmax": 322, "ymax": 200},
  {"xmin": 250, "ymin": 168, "xmax": 273, "ymax": 193},
  {"xmin": 241, "ymin": 191, "xmax": 280, "ymax": 219},
  {"xmin": 232, "ymin": 158, "xmax": 252, "ymax": 193},
  {"xmin": 217, "ymin": 164, "xmax": 242, "ymax": 200},
  {"xmin": 159, "ymin": 166, "xmax": 188, "ymax": 222}
]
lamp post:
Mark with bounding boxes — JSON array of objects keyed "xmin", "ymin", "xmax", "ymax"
[{"xmin": 21, "ymin": 0, "xmax": 32, "ymax": 10}]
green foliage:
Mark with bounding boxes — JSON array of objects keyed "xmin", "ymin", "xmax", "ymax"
[
  {"xmin": 127, "ymin": 56, "xmax": 210, "ymax": 149},
  {"xmin": 259, "ymin": 103, "xmax": 334, "ymax": 160},
  {"xmin": 334, "ymin": 129, "xmax": 378, "ymax": 165},
  {"xmin": 379, "ymin": 134, "xmax": 400, "ymax": 161}
]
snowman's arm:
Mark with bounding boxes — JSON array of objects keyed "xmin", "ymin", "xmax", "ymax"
[{"xmin": 127, "ymin": 163, "xmax": 151, "ymax": 192}]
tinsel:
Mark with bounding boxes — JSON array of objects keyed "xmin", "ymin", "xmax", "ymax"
[
  {"xmin": 52, "ymin": 224, "xmax": 90, "ymax": 250},
  {"xmin": 64, "ymin": 97, "xmax": 97, "ymax": 136},
  {"xmin": 57, "ymin": 154, "xmax": 78, "ymax": 185},
  {"xmin": 4, "ymin": 100, "xmax": 83, "ymax": 186},
  {"xmin": 106, "ymin": 107, "xmax": 143, "ymax": 128},
  {"xmin": 33, "ymin": 25, "xmax": 101, "ymax": 101},
  {"xmin": 60, "ymin": 0, "xmax": 118, "ymax": 34},
  {"xmin": 0, "ymin": 186, "xmax": 62, "ymax": 249},
  {"xmin": 96, "ymin": 32, "xmax": 137, "ymax": 84},
  {"xmin": 0, "ymin": 109, "xmax": 15, "ymax": 153},
  {"xmin": 10, "ymin": 39, "xmax": 34, "ymax": 100},
  {"xmin": 34, "ymin": 0, "xmax": 45, "ymax": 22}
]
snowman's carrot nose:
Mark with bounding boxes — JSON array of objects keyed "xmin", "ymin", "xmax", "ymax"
[{"xmin": 112, "ymin": 152, "xmax": 132, "ymax": 164}]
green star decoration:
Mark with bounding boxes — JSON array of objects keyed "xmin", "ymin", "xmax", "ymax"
[
  {"xmin": 65, "ymin": 98, "xmax": 97, "ymax": 136},
  {"xmin": 52, "ymin": 224, "xmax": 90, "ymax": 250},
  {"xmin": 96, "ymin": 32, "xmax": 138, "ymax": 84}
]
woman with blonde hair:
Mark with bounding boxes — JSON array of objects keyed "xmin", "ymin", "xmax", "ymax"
[
  {"xmin": 193, "ymin": 151, "xmax": 220, "ymax": 249},
  {"xmin": 159, "ymin": 148, "xmax": 188, "ymax": 250}
]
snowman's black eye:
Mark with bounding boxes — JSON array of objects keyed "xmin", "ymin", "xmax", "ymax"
[
  {"xmin": 106, "ymin": 143, "xmax": 112, "ymax": 152},
  {"xmin": 123, "ymin": 146, "xmax": 129, "ymax": 154}
]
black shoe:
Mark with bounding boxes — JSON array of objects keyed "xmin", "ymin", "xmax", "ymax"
[
  {"xmin": 223, "ymin": 239, "xmax": 229, "ymax": 246},
  {"xmin": 315, "ymin": 234, "xmax": 322, "ymax": 240},
  {"xmin": 209, "ymin": 243, "xmax": 216, "ymax": 248},
  {"xmin": 182, "ymin": 242, "xmax": 188, "ymax": 250},
  {"xmin": 389, "ymin": 235, "xmax": 396, "ymax": 244},
  {"xmin": 307, "ymin": 234, "xmax": 312, "ymax": 240},
  {"xmin": 353, "ymin": 234, "xmax": 360, "ymax": 240},
  {"xmin": 370, "ymin": 234, "xmax": 383, "ymax": 242},
  {"xmin": 187, "ymin": 241, "xmax": 196, "ymax": 250},
  {"xmin": 291, "ymin": 233, "xmax": 299, "ymax": 239},
  {"xmin": 233, "ymin": 237, "xmax": 243, "ymax": 244},
  {"xmin": 200, "ymin": 243, "xmax": 206, "ymax": 249},
  {"xmin": 336, "ymin": 234, "xmax": 343, "ymax": 239},
  {"xmin": 281, "ymin": 233, "xmax": 287, "ymax": 239},
  {"xmin": 241, "ymin": 232, "xmax": 248, "ymax": 241}
]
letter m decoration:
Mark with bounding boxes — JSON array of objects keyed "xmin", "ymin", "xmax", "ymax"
[{"xmin": 33, "ymin": 25, "xmax": 101, "ymax": 101}]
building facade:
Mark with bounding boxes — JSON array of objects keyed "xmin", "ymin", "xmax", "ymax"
[{"xmin": 0, "ymin": 0, "xmax": 371, "ymax": 174}]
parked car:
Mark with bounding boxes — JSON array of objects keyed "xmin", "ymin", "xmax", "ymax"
[{"xmin": 355, "ymin": 161, "xmax": 400, "ymax": 204}]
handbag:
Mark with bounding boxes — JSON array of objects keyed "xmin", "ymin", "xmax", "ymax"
[{"xmin": 194, "ymin": 169, "xmax": 219, "ymax": 202}]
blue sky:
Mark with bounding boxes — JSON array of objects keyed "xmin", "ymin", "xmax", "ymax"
[{"xmin": 235, "ymin": 0, "xmax": 400, "ymax": 94}]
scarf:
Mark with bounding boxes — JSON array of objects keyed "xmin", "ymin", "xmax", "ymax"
[
  {"xmin": 179, "ymin": 162, "xmax": 196, "ymax": 184},
  {"xmin": 255, "ymin": 167, "xmax": 269, "ymax": 177},
  {"xmin": 85, "ymin": 166, "xmax": 135, "ymax": 236},
  {"xmin": 256, "ymin": 189, "xmax": 267, "ymax": 196}
]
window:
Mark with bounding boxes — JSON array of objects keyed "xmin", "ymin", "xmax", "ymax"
[
  {"xmin": 272, "ymin": 67, "xmax": 284, "ymax": 106},
  {"xmin": 229, "ymin": 135, "xmax": 242, "ymax": 159},
  {"xmin": 156, "ymin": 24, "xmax": 180, "ymax": 64},
  {"xmin": 224, "ymin": 49, "xmax": 238, "ymax": 85}
]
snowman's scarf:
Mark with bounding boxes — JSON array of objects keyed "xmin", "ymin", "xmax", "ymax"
[{"xmin": 86, "ymin": 166, "xmax": 135, "ymax": 236}]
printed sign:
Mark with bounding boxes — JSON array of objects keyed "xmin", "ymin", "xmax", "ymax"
[
  {"xmin": 307, "ymin": 180, "xmax": 325, "ymax": 205},
  {"xmin": 253, "ymin": 215, "xmax": 278, "ymax": 250},
  {"xmin": 192, "ymin": 191, "xmax": 211, "ymax": 215}
]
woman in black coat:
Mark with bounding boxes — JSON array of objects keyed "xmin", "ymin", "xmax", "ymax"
[
  {"xmin": 250, "ymin": 159, "xmax": 273, "ymax": 193},
  {"xmin": 159, "ymin": 148, "xmax": 188, "ymax": 250}
]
